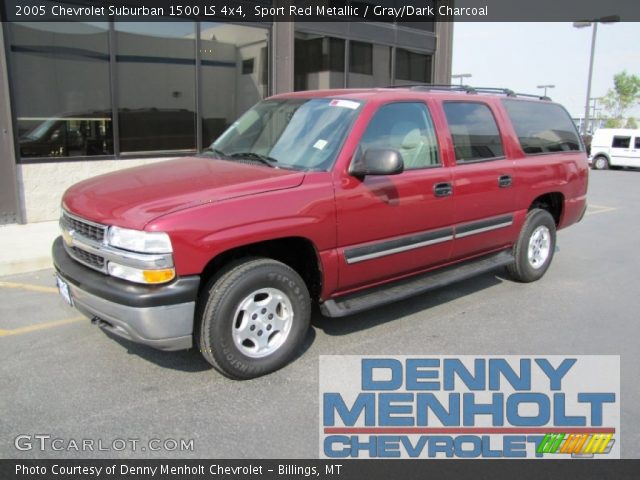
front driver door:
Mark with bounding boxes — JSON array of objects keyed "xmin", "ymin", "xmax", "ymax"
[{"xmin": 333, "ymin": 101, "xmax": 454, "ymax": 293}]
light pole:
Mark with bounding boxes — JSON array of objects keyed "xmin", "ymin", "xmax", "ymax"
[
  {"xmin": 573, "ymin": 17, "xmax": 618, "ymax": 134},
  {"xmin": 451, "ymin": 73, "xmax": 472, "ymax": 86},
  {"xmin": 536, "ymin": 84, "xmax": 555, "ymax": 97},
  {"xmin": 593, "ymin": 108, "xmax": 602, "ymax": 130},
  {"xmin": 590, "ymin": 97, "xmax": 602, "ymax": 127}
]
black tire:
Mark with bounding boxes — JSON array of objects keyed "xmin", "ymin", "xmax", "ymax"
[
  {"xmin": 592, "ymin": 155, "xmax": 609, "ymax": 170},
  {"xmin": 507, "ymin": 209, "xmax": 556, "ymax": 283},
  {"xmin": 198, "ymin": 258, "xmax": 311, "ymax": 379}
]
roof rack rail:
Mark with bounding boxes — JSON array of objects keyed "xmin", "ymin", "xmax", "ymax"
[
  {"xmin": 385, "ymin": 83, "xmax": 476, "ymax": 93},
  {"xmin": 514, "ymin": 92, "xmax": 552, "ymax": 101},
  {"xmin": 384, "ymin": 84, "xmax": 551, "ymax": 100},
  {"xmin": 471, "ymin": 87, "xmax": 516, "ymax": 97}
]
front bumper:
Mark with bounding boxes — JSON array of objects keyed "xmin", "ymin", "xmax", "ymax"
[{"xmin": 53, "ymin": 237, "xmax": 199, "ymax": 351}]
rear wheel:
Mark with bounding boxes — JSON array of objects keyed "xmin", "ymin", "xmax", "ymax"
[
  {"xmin": 507, "ymin": 209, "xmax": 556, "ymax": 283},
  {"xmin": 593, "ymin": 155, "xmax": 609, "ymax": 170},
  {"xmin": 198, "ymin": 258, "xmax": 311, "ymax": 379}
]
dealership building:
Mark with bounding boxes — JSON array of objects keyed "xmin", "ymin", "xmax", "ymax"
[{"xmin": 0, "ymin": 1, "xmax": 453, "ymax": 225}]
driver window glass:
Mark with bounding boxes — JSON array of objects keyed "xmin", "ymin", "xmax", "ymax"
[{"xmin": 357, "ymin": 102, "xmax": 440, "ymax": 170}]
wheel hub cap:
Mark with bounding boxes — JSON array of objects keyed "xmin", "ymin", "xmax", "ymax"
[
  {"xmin": 527, "ymin": 225, "xmax": 551, "ymax": 269},
  {"xmin": 232, "ymin": 288, "xmax": 293, "ymax": 358}
]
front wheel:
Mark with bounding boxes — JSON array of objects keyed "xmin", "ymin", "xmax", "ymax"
[
  {"xmin": 592, "ymin": 155, "xmax": 609, "ymax": 170},
  {"xmin": 507, "ymin": 209, "xmax": 556, "ymax": 283},
  {"xmin": 198, "ymin": 258, "xmax": 311, "ymax": 379}
]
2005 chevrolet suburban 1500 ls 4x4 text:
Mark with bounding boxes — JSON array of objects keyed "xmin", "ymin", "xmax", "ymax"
[{"xmin": 53, "ymin": 86, "xmax": 588, "ymax": 379}]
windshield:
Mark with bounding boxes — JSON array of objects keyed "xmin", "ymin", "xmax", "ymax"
[{"xmin": 210, "ymin": 98, "xmax": 362, "ymax": 170}]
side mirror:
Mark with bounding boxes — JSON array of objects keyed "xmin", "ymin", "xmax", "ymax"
[{"xmin": 349, "ymin": 148, "xmax": 404, "ymax": 177}]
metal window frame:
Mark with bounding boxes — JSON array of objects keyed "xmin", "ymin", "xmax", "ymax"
[
  {"xmin": 10, "ymin": 20, "xmax": 272, "ymax": 164},
  {"xmin": 0, "ymin": 21, "xmax": 23, "ymax": 223}
]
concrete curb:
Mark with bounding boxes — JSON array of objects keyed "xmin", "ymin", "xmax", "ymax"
[{"xmin": 0, "ymin": 221, "xmax": 58, "ymax": 276}]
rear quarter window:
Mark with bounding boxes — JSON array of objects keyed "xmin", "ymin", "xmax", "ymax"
[{"xmin": 502, "ymin": 100, "xmax": 583, "ymax": 154}]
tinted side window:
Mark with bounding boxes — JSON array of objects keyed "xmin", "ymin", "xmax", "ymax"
[
  {"xmin": 443, "ymin": 102, "xmax": 504, "ymax": 162},
  {"xmin": 357, "ymin": 102, "xmax": 439, "ymax": 169},
  {"xmin": 635, "ymin": 137, "xmax": 640, "ymax": 149},
  {"xmin": 612, "ymin": 136, "xmax": 631, "ymax": 148},
  {"xmin": 502, "ymin": 100, "xmax": 582, "ymax": 154}
]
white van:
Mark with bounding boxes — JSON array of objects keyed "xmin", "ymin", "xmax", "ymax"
[{"xmin": 589, "ymin": 128, "xmax": 640, "ymax": 170}]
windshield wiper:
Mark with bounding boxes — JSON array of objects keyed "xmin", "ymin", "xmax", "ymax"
[
  {"xmin": 201, "ymin": 147, "xmax": 227, "ymax": 157},
  {"xmin": 228, "ymin": 152, "xmax": 278, "ymax": 168}
]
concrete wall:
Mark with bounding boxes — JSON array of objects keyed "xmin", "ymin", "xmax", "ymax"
[{"xmin": 17, "ymin": 157, "xmax": 172, "ymax": 223}]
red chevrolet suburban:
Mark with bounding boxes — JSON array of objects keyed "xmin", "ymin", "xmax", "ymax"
[{"xmin": 53, "ymin": 86, "xmax": 588, "ymax": 379}]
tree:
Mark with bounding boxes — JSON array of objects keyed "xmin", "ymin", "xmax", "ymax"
[
  {"xmin": 601, "ymin": 71, "xmax": 640, "ymax": 126},
  {"xmin": 604, "ymin": 118, "xmax": 622, "ymax": 128},
  {"xmin": 625, "ymin": 117, "xmax": 638, "ymax": 129}
]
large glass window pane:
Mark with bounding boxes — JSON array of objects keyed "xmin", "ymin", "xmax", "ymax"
[
  {"xmin": 502, "ymin": 100, "xmax": 582, "ymax": 154},
  {"xmin": 7, "ymin": 20, "xmax": 112, "ymax": 159},
  {"xmin": 612, "ymin": 136, "xmax": 631, "ymax": 148},
  {"xmin": 212, "ymin": 98, "xmax": 361, "ymax": 171},
  {"xmin": 294, "ymin": 33, "xmax": 345, "ymax": 91},
  {"xmin": 200, "ymin": 23, "xmax": 269, "ymax": 146},
  {"xmin": 443, "ymin": 102, "xmax": 504, "ymax": 162},
  {"xmin": 348, "ymin": 42, "xmax": 391, "ymax": 88},
  {"xmin": 357, "ymin": 102, "xmax": 439, "ymax": 169},
  {"xmin": 395, "ymin": 48, "xmax": 432, "ymax": 84},
  {"xmin": 115, "ymin": 22, "xmax": 196, "ymax": 153}
]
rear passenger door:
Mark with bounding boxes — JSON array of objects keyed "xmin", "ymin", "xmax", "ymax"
[
  {"xmin": 443, "ymin": 101, "xmax": 516, "ymax": 260},
  {"xmin": 610, "ymin": 135, "xmax": 633, "ymax": 166}
]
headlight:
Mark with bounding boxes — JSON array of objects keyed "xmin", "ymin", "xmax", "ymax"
[{"xmin": 107, "ymin": 226, "xmax": 172, "ymax": 254}]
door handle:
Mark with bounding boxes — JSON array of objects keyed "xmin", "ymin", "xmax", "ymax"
[
  {"xmin": 498, "ymin": 175, "xmax": 512, "ymax": 188},
  {"xmin": 433, "ymin": 182, "xmax": 453, "ymax": 197}
]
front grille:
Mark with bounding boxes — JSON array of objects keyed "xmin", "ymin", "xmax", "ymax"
[
  {"xmin": 62, "ymin": 212, "xmax": 107, "ymax": 243},
  {"xmin": 69, "ymin": 246, "xmax": 106, "ymax": 270},
  {"xmin": 61, "ymin": 211, "xmax": 108, "ymax": 273}
]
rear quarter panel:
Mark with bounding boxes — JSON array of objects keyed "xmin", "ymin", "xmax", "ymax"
[{"xmin": 492, "ymin": 99, "xmax": 589, "ymax": 231}]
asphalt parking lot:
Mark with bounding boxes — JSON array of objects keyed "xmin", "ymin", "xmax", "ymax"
[{"xmin": 1, "ymin": 169, "xmax": 639, "ymax": 459}]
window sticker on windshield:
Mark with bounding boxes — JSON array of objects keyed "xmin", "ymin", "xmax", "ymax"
[
  {"xmin": 329, "ymin": 99, "xmax": 359, "ymax": 110},
  {"xmin": 313, "ymin": 139, "xmax": 328, "ymax": 150}
]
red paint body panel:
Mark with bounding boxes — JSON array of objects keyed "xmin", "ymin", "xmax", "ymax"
[
  {"xmin": 62, "ymin": 157, "xmax": 304, "ymax": 230},
  {"xmin": 60, "ymin": 88, "xmax": 589, "ymax": 302}
]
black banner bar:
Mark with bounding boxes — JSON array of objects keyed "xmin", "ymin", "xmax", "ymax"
[
  {"xmin": 2, "ymin": 459, "xmax": 640, "ymax": 480},
  {"xmin": 2, "ymin": 0, "xmax": 640, "ymax": 22}
]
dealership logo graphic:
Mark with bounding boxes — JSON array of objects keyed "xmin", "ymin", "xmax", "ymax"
[
  {"xmin": 319, "ymin": 356, "xmax": 619, "ymax": 459},
  {"xmin": 537, "ymin": 431, "xmax": 615, "ymax": 457}
]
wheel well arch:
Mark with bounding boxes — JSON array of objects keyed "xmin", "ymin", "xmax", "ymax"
[
  {"xmin": 199, "ymin": 237, "xmax": 323, "ymax": 302},
  {"xmin": 529, "ymin": 192, "xmax": 564, "ymax": 225}
]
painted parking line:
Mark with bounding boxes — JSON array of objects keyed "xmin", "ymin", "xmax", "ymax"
[
  {"xmin": 0, "ymin": 316, "xmax": 84, "ymax": 337},
  {"xmin": 0, "ymin": 280, "xmax": 58, "ymax": 294},
  {"xmin": 585, "ymin": 204, "xmax": 617, "ymax": 216}
]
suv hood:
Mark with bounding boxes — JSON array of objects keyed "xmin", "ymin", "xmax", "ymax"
[{"xmin": 62, "ymin": 156, "xmax": 305, "ymax": 230}]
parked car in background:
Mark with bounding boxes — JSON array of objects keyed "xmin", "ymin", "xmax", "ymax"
[{"xmin": 590, "ymin": 128, "xmax": 640, "ymax": 170}]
